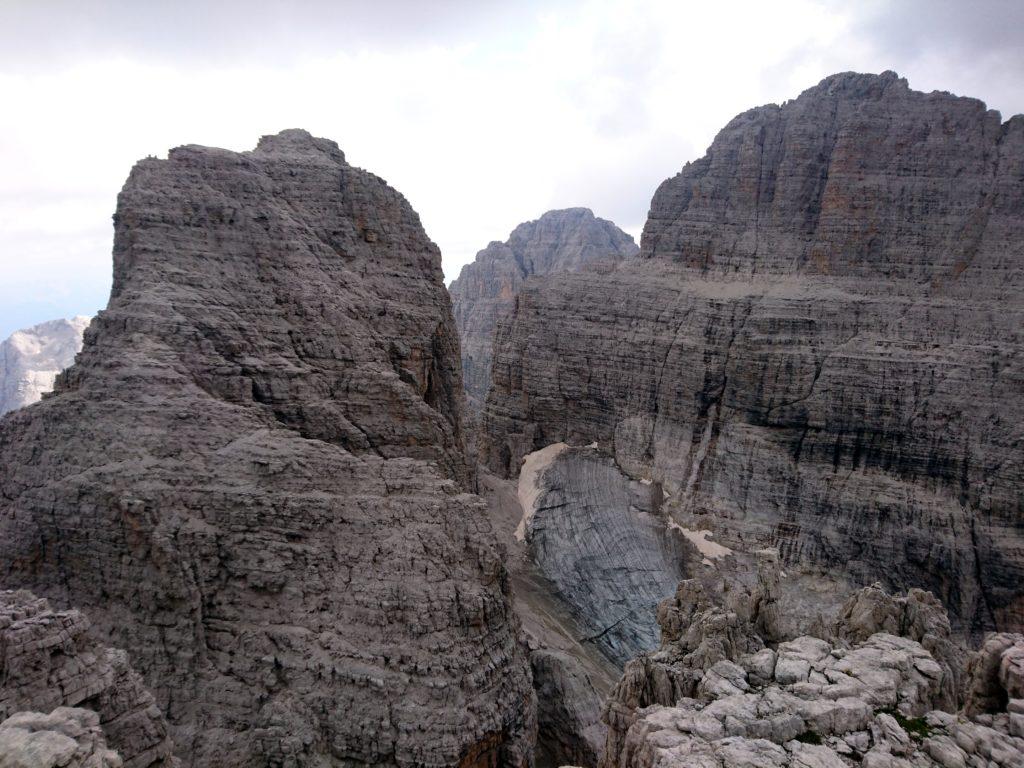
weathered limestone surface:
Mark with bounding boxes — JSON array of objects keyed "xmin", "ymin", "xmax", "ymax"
[
  {"xmin": 601, "ymin": 582, "xmax": 1024, "ymax": 768},
  {"xmin": 0, "ymin": 591, "xmax": 176, "ymax": 767},
  {"xmin": 0, "ymin": 316, "xmax": 89, "ymax": 415},
  {"xmin": 449, "ymin": 208, "xmax": 637, "ymax": 414},
  {"xmin": 0, "ymin": 130, "xmax": 535, "ymax": 767},
  {"xmin": 482, "ymin": 72, "xmax": 1024, "ymax": 633},
  {"xmin": 516, "ymin": 445, "xmax": 687, "ymax": 665},
  {"xmin": 0, "ymin": 708, "xmax": 123, "ymax": 768}
]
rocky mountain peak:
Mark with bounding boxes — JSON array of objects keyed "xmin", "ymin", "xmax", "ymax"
[
  {"xmin": 252, "ymin": 128, "xmax": 347, "ymax": 161},
  {"xmin": 481, "ymin": 72, "xmax": 1024, "ymax": 635},
  {"xmin": 0, "ymin": 315, "xmax": 90, "ymax": 415},
  {"xmin": 640, "ymin": 70, "xmax": 1022, "ymax": 294},
  {"xmin": 0, "ymin": 131, "xmax": 534, "ymax": 766},
  {"xmin": 450, "ymin": 207, "xmax": 638, "ymax": 414}
]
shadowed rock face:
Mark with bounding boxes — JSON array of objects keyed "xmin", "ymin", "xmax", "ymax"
[
  {"xmin": 481, "ymin": 72, "xmax": 1024, "ymax": 634},
  {"xmin": 449, "ymin": 208, "xmax": 638, "ymax": 414},
  {"xmin": 0, "ymin": 130, "xmax": 535, "ymax": 767}
]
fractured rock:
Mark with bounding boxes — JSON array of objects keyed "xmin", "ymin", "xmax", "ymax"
[
  {"xmin": 0, "ymin": 130, "xmax": 534, "ymax": 767},
  {"xmin": 449, "ymin": 208, "xmax": 637, "ymax": 416},
  {"xmin": 0, "ymin": 590, "xmax": 176, "ymax": 767},
  {"xmin": 0, "ymin": 707, "xmax": 122, "ymax": 768},
  {"xmin": 481, "ymin": 71, "xmax": 1024, "ymax": 634}
]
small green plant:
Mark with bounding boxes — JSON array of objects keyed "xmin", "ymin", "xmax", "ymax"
[
  {"xmin": 876, "ymin": 708, "xmax": 932, "ymax": 740},
  {"xmin": 794, "ymin": 730, "xmax": 822, "ymax": 745}
]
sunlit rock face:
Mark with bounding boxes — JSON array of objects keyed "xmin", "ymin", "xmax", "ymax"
[
  {"xmin": 0, "ymin": 316, "xmax": 89, "ymax": 415},
  {"xmin": 482, "ymin": 71, "xmax": 1024, "ymax": 635},
  {"xmin": 449, "ymin": 208, "xmax": 638, "ymax": 415},
  {"xmin": 600, "ymin": 580, "xmax": 1024, "ymax": 768},
  {"xmin": 0, "ymin": 130, "xmax": 535, "ymax": 768}
]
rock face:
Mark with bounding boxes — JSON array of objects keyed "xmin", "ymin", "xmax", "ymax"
[
  {"xmin": 481, "ymin": 71, "xmax": 1024, "ymax": 633},
  {"xmin": 0, "ymin": 590, "xmax": 176, "ymax": 767},
  {"xmin": 529, "ymin": 649, "xmax": 606, "ymax": 768},
  {"xmin": 449, "ymin": 208, "xmax": 637, "ymax": 414},
  {"xmin": 0, "ymin": 130, "xmax": 535, "ymax": 766},
  {"xmin": 0, "ymin": 316, "xmax": 89, "ymax": 415},
  {"xmin": 601, "ymin": 581, "xmax": 1024, "ymax": 768},
  {"xmin": 516, "ymin": 444, "xmax": 687, "ymax": 665}
]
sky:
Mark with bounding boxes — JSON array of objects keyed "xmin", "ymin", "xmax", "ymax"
[{"xmin": 0, "ymin": 0, "xmax": 1022, "ymax": 339}]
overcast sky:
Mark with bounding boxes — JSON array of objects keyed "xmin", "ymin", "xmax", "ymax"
[{"xmin": 1, "ymin": 0, "xmax": 1022, "ymax": 339}]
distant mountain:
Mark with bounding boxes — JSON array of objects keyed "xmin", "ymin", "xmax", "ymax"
[
  {"xmin": 0, "ymin": 315, "xmax": 89, "ymax": 415},
  {"xmin": 449, "ymin": 208, "xmax": 638, "ymax": 414}
]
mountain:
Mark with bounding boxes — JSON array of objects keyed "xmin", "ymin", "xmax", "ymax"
[
  {"xmin": 449, "ymin": 208, "xmax": 638, "ymax": 414},
  {"xmin": 0, "ymin": 130, "xmax": 534, "ymax": 767},
  {"xmin": 0, "ymin": 316, "xmax": 90, "ymax": 415},
  {"xmin": 481, "ymin": 72, "xmax": 1024, "ymax": 635}
]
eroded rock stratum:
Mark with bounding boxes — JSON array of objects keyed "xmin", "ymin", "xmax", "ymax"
[
  {"xmin": 449, "ymin": 208, "xmax": 637, "ymax": 415},
  {"xmin": 482, "ymin": 71, "xmax": 1024, "ymax": 634},
  {"xmin": 0, "ymin": 130, "xmax": 535, "ymax": 767}
]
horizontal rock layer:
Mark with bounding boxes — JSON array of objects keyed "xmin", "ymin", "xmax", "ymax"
[
  {"xmin": 450, "ymin": 208, "xmax": 637, "ymax": 415},
  {"xmin": 0, "ymin": 130, "xmax": 534, "ymax": 766},
  {"xmin": 0, "ymin": 590, "xmax": 176, "ymax": 767},
  {"xmin": 481, "ymin": 72, "xmax": 1024, "ymax": 634}
]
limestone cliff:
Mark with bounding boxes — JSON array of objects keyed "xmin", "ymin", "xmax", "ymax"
[
  {"xmin": 0, "ymin": 130, "xmax": 535, "ymax": 767},
  {"xmin": 481, "ymin": 72, "xmax": 1024, "ymax": 634},
  {"xmin": 449, "ymin": 208, "xmax": 637, "ymax": 414},
  {"xmin": 0, "ymin": 316, "xmax": 89, "ymax": 415}
]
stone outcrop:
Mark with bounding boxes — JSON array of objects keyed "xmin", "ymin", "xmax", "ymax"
[
  {"xmin": 449, "ymin": 208, "xmax": 637, "ymax": 414},
  {"xmin": 601, "ymin": 581, "xmax": 1024, "ymax": 768},
  {"xmin": 834, "ymin": 584, "xmax": 967, "ymax": 709},
  {"xmin": 481, "ymin": 71, "xmax": 1024, "ymax": 634},
  {"xmin": 0, "ymin": 316, "xmax": 89, "ymax": 415},
  {"xmin": 964, "ymin": 633, "xmax": 1024, "ymax": 718},
  {"xmin": 529, "ymin": 649, "xmax": 605, "ymax": 768},
  {"xmin": 0, "ymin": 130, "xmax": 535, "ymax": 766},
  {"xmin": 0, "ymin": 708, "xmax": 123, "ymax": 768},
  {"xmin": 0, "ymin": 590, "xmax": 176, "ymax": 767}
]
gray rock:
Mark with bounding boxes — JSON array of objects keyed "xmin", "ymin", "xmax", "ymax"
[
  {"xmin": 0, "ymin": 707, "xmax": 122, "ymax": 768},
  {"xmin": 964, "ymin": 633, "xmax": 1024, "ymax": 717},
  {"xmin": 600, "ymin": 581, "xmax": 1024, "ymax": 768},
  {"xmin": 449, "ymin": 208, "xmax": 637, "ymax": 415},
  {"xmin": 530, "ymin": 649, "xmax": 606, "ymax": 768},
  {"xmin": 518, "ymin": 446, "xmax": 686, "ymax": 665},
  {"xmin": 480, "ymin": 71, "xmax": 1024, "ymax": 634},
  {"xmin": 0, "ymin": 591, "xmax": 176, "ymax": 767},
  {"xmin": 0, "ymin": 131, "xmax": 535, "ymax": 766},
  {"xmin": 834, "ymin": 585, "xmax": 967, "ymax": 710},
  {"xmin": 0, "ymin": 316, "xmax": 89, "ymax": 415}
]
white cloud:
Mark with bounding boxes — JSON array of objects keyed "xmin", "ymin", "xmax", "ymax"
[{"xmin": 0, "ymin": 0, "xmax": 1020, "ymax": 339}]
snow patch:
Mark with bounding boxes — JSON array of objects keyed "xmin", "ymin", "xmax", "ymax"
[{"xmin": 667, "ymin": 520, "xmax": 733, "ymax": 563}]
